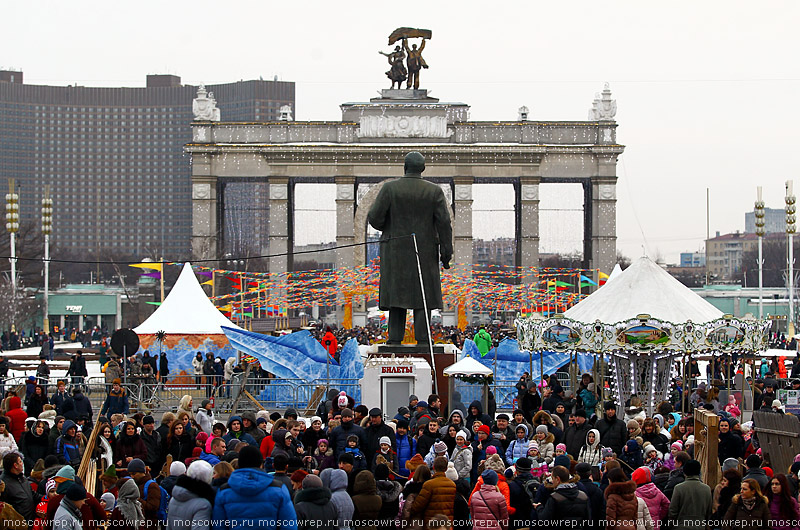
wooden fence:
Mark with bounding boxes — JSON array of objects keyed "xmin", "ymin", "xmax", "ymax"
[{"xmin": 753, "ymin": 411, "xmax": 800, "ymax": 475}]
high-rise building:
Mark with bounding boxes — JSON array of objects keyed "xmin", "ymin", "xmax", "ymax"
[
  {"xmin": 0, "ymin": 71, "xmax": 294, "ymax": 258},
  {"xmin": 745, "ymin": 207, "xmax": 785, "ymax": 234}
]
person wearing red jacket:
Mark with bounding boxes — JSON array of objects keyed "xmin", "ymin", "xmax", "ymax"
[
  {"xmin": 320, "ymin": 328, "xmax": 338, "ymax": 359},
  {"xmin": 5, "ymin": 396, "xmax": 28, "ymax": 441}
]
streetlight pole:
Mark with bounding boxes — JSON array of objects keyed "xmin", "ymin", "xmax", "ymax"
[
  {"xmin": 786, "ymin": 180, "xmax": 796, "ymax": 338},
  {"xmin": 755, "ymin": 187, "xmax": 765, "ymax": 319},
  {"xmin": 5, "ymin": 180, "xmax": 19, "ymax": 332},
  {"xmin": 42, "ymin": 186, "xmax": 53, "ymax": 334}
]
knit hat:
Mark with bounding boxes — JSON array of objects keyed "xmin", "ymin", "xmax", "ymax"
[
  {"xmin": 142, "ymin": 415, "xmax": 155, "ymax": 425},
  {"xmin": 536, "ymin": 425, "xmax": 549, "ymax": 435},
  {"xmin": 340, "ymin": 408, "xmax": 353, "ymax": 418},
  {"xmin": 626, "ymin": 440, "xmax": 639, "ymax": 451},
  {"xmin": 379, "ymin": 436, "xmax": 392, "ymax": 446},
  {"xmin": 528, "ymin": 441, "xmax": 539, "ymax": 452},
  {"xmin": 477, "ymin": 425, "xmax": 491, "ymax": 437},
  {"xmin": 445, "ymin": 462, "xmax": 458, "ymax": 481},
  {"xmin": 626, "ymin": 419, "xmax": 640, "ymax": 430},
  {"xmin": 486, "ymin": 445, "xmax": 498, "ymax": 455},
  {"xmin": 317, "ymin": 439, "xmax": 329, "ymax": 447},
  {"xmin": 238, "ymin": 445, "xmax": 263, "ymax": 469},
  {"xmin": 46, "ymin": 478, "xmax": 57, "ymax": 495},
  {"xmin": 556, "ymin": 443, "xmax": 567, "ymax": 452},
  {"xmin": 291, "ymin": 469, "xmax": 309, "ymax": 483},
  {"xmin": 685, "ymin": 435, "xmax": 695, "ymax": 446},
  {"xmin": 302, "ymin": 475, "xmax": 323, "ymax": 489},
  {"xmin": 575, "ymin": 462, "xmax": 592, "ymax": 477},
  {"xmin": 643, "ymin": 443, "xmax": 656, "ymax": 456},
  {"xmin": 670, "ymin": 441, "xmax": 683, "ymax": 452},
  {"xmin": 100, "ymin": 492, "xmax": 116, "ymax": 510},
  {"xmin": 187, "ymin": 460, "xmax": 214, "ymax": 485},
  {"xmin": 574, "ymin": 409, "xmax": 587, "ymax": 418},
  {"xmin": 337, "ymin": 392, "xmax": 348, "ymax": 408},
  {"xmin": 631, "ymin": 466, "xmax": 651, "ymax": 486},
  {"xmin": 102, "ymin": 466, "xmax": 118, "ymax": 479},
  {"xmin": 170, "ymin": 461, "xmax": 187, "ymax": 476},
  {"xmin": 601, "ymin": 447, "xmax": 614, "ymax": 459},
  {"xmin": 417, "ymin": 401, "xmax": 429, "ymax": 409},
  {"xmin": 481, "ymin": 469, "xmax": 499, "ymax": 486},
  {"xmin": 66, "ymin": 484, "xmax": 87, "ymax": 501},
  {"xmin": 604, "ymin": 401, "xmax": 616, "ymax": 410},
  {"xmin": 554, "ymin": 455, "xmax": 571, "ymax": 469},
  {"xmin": 457, "ymin": 430, "xmax": 470, "ymax": 441},
  {"xmin": 515, "ymin": 457, "xmax": 532, "ymax": 472},
  {"xmin": 397, "ymin": 406, "xmax": 410, "ymax": 416},
  {"xmin": 433, "ymin": 441, "xmax": 448, "ymax": 454},
  {"xmin": 127, "ymin": 458, "xmax": 146, "ymax": 474},
  {"xmin": 722, "ymin": 458, "xmax": 739, "ymax": 472},
  {"xmin": 763, "ymin": 466, "xmax": 773, "ymax": 478},
  {"xmin": 55, "ymin": 465, "xmax": 76, "ymax": 482}
]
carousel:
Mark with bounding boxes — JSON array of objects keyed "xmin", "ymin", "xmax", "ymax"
[{"xmin": 515, "ymin": 257, "xmax": 771, "ymax": 416}]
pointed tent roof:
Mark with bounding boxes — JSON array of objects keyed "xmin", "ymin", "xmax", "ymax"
[
  {"xmin": 564, "ymin": 256, "xmax": 723, "ymax": 323},
  {"xmin": 444, "ymin": 356, "xmax": 493, "ymax": 377},
  {"xmin": 134, "ymin": 263, "xmax": 242, "ymax": 334}
]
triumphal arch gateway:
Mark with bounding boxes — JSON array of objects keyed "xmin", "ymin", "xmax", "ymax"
[{"xmin": 186, "ymin": 70, "xmax": 624, "ymax": 322}]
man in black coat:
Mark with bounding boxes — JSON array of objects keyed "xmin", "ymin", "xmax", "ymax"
[
  {"xmin": 594, "ymin": 402, "xmax": 627, "ymax": 456},
  {"xmin": 363, "ymin": 408, "xmax": 396, "ymax": 464},
  {"xmin": 575, "ymin": 462, "xmax": 605, "ymax": 525},
  {"xmin": 328, "ymin": 408, "xmax": 366, "ymax": 459},
  {"xmin": 663, "ymin": 451, "xmax": 690, "ymax": 499},
  {"xmin": 140, "ymin": 415, "xmax": 162, "ymax": 470},
  {"xmin": 508, "ymin": 457, "xmax": 536, "ymax": 530},
  {"xmin": 536, "ymin": 465, "xmax": 591, "ymax": 525},
  {"xmin": 717, "ymin": 418, "xmax": 744, "ymax": 464},
  {"xmin": 564, "ymin": 409, "xmax": 592, "ymax": 459},
  {"xmin": 62, "ymin": 387, "xmax": 93, "ymax": 421},
  {"xmin": 521, "ymin": 381, "xmax": 541, "ymax": 422},
  {"xmin": 541, "ymin": 385, "xmax": 564, "ymax": 413}
]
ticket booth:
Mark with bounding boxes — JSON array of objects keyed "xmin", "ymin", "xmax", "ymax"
[{"xmin": 360, "ymin": 357, "xmax": 433, "ymax": 419}]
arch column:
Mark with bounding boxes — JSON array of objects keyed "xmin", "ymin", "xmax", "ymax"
[
  {"xmin": 517, "ymin": 176, "xmax": 541, "ymax": 283},
  {"xmin": 191, "ymin": 151, "xmax": 218, "ymax": 260},
  {"xmin": 591, "ymin": 150, "xmax": 619, "ymax": 274},
  {"xmin": 451, "ymin": 176, "xmax": 474, "ymax": 326},
  {"xmin": 269, "ymin": 177, "xmax": 291, "ymax": 310}
]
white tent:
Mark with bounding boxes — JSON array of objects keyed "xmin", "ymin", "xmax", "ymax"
[
  {"xmin": 606, "ymin": 263, "xmax": 623, "ymax": 283},
  {"xmin": 565, "ymin": 256, "xmax": 723, "ymax": 323},
  {"xmin": 443, "ymin": 356, "xmax": 493, "ymax": 376},
  {"xmin": 134, "ymin": 263, "xmax": 242, "ymax": 334}
]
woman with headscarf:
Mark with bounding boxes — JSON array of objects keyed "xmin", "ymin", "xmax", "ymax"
[
  {"xmin": 109, "ymin": 478, "xmax": 144, "ymax": 530},
  {"xmin": 20, "ymin": 420, "xmax": 50, "ymax": 474}
]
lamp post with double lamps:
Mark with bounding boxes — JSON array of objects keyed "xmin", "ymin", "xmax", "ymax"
[
  {"xmin": 42, "ymin": 186, "xmax": 53, "ymax": 334},
  {"xmin": 5, "ymin": 181, "xmax": 19, "ymax": 332}
]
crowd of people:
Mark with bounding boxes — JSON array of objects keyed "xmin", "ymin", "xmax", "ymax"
[{"xmin": 0, "ymin": 366, "xmax": 797, "ymax": 529}]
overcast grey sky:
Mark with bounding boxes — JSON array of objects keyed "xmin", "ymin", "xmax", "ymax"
[{"xmin": 5, "ymin": 1, "xmax": 799, "ymax": 263}]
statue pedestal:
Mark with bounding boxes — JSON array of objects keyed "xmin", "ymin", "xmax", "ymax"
[
  {"xmin": 375, "ymin": 89, "xmax": 438, "ymax": 102},
  {"xmin": 341, "ymin": 90, "xmax": 470, "ymax": 139}
]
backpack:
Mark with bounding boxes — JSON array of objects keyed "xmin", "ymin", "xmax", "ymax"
[
  {"xmin": 143, "ymin": 479, "xmax": 170, "ymax": 523},
  {"xmin": 522, "ymin": 478, "xmax": 540, "ymax": 504}
]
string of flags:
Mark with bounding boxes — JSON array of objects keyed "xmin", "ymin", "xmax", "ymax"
[{"xmin": 127, "ymin": 261, "xmax": 605, "ymax": 315}]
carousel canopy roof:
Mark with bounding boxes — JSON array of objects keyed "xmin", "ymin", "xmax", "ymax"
[
  {"xmin": 134, "ymin": 262, "xmax": 242, "ymax": 334},
  {"xmin": 564, "ymin": 256, "xmax": 724, "ymax": 324},
  {"xmin": 444, "ymin": 356, "xmax": 493, "ymax": 377}
]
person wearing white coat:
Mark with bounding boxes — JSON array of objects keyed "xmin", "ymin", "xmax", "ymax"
[{"xmin": 196, "ymin": 400, "xmax": 215, "ymax": 435}]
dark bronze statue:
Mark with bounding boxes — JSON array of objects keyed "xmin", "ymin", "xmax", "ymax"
[
  {"xmin": 368, "ymin": 152, "xmax": 452, "ymax": 345},
  {"xmin": 403, "ymin": 38, "xmax": 428, "ymax": 90},
  {"xmin": 379, "ymin": 46, "xmax": 407, "ymax": 89},
  {"xmin": 384, "ymin": 28, "xmax": 431, "ymax": 90}
]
